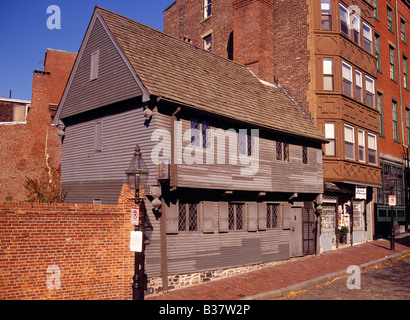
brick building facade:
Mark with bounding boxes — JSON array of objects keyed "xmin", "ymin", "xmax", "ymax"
[
  {"xmin": 374, "ymin": 0, "xmax": 410, "ymax": 234},
  {"xmin": 164, "ymin": 0, "xmax": 384, "ymax": 249},
  {"xmin": 0, "ymin": 49, "xmax": 76, "ymax": 201}
]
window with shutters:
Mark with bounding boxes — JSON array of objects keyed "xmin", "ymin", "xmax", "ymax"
[
  {"xmin": 178, "ymin": 202, "xmax": 198, "ymax": 232},
  {"xmin": 266, "ymin": 204, "xmax": 280, "ymax": 229},
  {"xmin": 228, "ymin": 203, "xmax": 244, "ymax": 231}
]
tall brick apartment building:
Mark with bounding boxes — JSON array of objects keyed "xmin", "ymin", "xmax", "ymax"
[
  {"xmin": 164, "ymin": 0, "xmax": 386, "ymax": 250},
  {"xmin": 373, "ymin": 0, "xmax": 410, "ymax": 235},
  {"xmin": 0, "ymin": 49, "xmax": 76, "ymax": 201}
]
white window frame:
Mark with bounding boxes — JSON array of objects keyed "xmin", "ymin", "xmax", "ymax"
[
  {"xmin": 323, "ymin": 58, "xmax": 334, "ymax": 91},
  {"xmin": 203, "ymin": 33, "xmax": 212, "ymax": 51},
  {"xmin": 368, "ymin": 133, "xmax": 377, "ymax": 165},
  {"xmin": 342, "ymin": 61, "xmax": 353, "ymax": 97},
  {"xmin": 344, "ymin": 124, "xmax": 355, "ymax": 160},
  {"xmin": 204, "ymin": 0, "xmax": 212, "ymax": 19},
  {"xmin": 353, "ymin": 14, "xmax": 361, "ymax": 45},
  {"xmin": 325, "ymin": 123, "xmax": 336, "ymax": 156},
  {"xmin": 363, "ymin": 22, "xmax": 373, "ymax": 54},
  {"xmin": 340, "ymin": 4, "xmax": 350, "ymax": 37},
  {"xmin": 365, "ymin": 76, "xmax": 375, "ymax": 108},
  {"xmin": 356, "ymin": 70, "xmax": 363, "ymax": 102},
  {"xmin": 358, "ymin": 129, "xmax": 365, "ymax": 162}
]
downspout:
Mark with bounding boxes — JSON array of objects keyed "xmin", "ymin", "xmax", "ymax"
[{"xmin": 396, "ymin": 0, "xmax": 406, "ymax": 148}]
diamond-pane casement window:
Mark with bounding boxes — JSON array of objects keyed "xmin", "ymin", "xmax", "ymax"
[
  {"xmin": 178, "ymin": 202, "xmax": 198, "ymax": 232},
  {"xmin": 228, "ymin": 204, "xmax": 244, "ymax": 231},
  {"xmin": 267, "ymin": 204, "xmax": 279, "ymax": 228}
]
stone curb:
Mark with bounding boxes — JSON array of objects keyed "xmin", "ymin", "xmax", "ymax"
[{"xmin": 241, "ymin": 249, "xmax": 410, "ymax": 300}]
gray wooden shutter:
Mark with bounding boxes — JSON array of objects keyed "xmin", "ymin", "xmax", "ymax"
[
  {"xmin": 165, "ymin": 201, "xmax": 178, "ymax": 234},
  {"xmin": 95, "ymin": 121, "xmax": 102, "ymax": 151},
  {"xmin": 90, "ymin": 49, "xmax": 99, "ymax": 80},
  {"xmin": 203, "ymin": 201, "xmax": 214, "ymax": 233},
  {"xmin": 247, "ymin": 202, "xmax": 258, "ymax": 231},
  {"xmin": 282, "ymin": 203, "xmax": 291, "ymax": 230},
  {"xmin": 258, "ymin": 202, "xmax": 267, "ymax": 231},
  {"xmin": 219, "ymin": 202, "xmax": 229, "ymax": 232}
]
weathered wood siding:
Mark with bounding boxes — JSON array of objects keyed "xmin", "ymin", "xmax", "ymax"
[
  {"xmin": 155, "ymin": 110, "xmax": 324, "ymax": 194},
  {"xmin": 60, "ymin": 16, "xmax": 142, "ymax": 119},
  {"xmin": 61, "ymin": 102, "xmax": 157, "ymax": 203},
  {"xmin": 161, "ymin": 200, "xmax": 291, "ymax": 275}
]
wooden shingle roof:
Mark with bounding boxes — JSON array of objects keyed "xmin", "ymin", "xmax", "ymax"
[{"xmin": 96, "ymin": 6, "xmax": 326, "ymax": 142}]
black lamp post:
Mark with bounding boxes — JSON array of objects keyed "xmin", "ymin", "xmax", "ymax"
[
  {"xmin": 386, "ymin": 168, "xmax": 396, "ymax": 251},
  {"xmin": 125, "ymin": 145, "xmax": 149, "ymax": 300}
]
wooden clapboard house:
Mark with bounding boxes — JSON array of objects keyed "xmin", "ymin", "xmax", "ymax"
[{"xmin": 53, "ymin": 6, "xmax": 327, "ymax": 280}]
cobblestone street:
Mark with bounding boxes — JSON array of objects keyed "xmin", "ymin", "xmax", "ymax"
[{"xmin": 276, "ymin": 252, "xmax": 410, "ymax": 300}]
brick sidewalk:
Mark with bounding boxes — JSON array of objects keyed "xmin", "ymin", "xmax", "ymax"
[{"xmin": 147, "ymin": 234, "xmax": 410, "ymax": 300}]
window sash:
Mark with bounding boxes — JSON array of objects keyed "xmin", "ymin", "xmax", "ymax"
[
  {"xmin": 325, "ymin": 123, "xmax": 336, "ymax": 156},
  {"xmin": 363, "ymin": 22, "xmax": 373, "ymax": 53},
  {"xmin": 358, "ymin": 130, "xmax": 365, "ymax": 162},
  {"xmin": 356, "ymin": 70, "xmax": 363, "ymax": 102},
  {"xmin": 340, "ymin": 4, "xmax": 350, "ymax": 36},
  {"xmin": 344, "ymin": 125, "xmax": 355, "ymax": 160}
]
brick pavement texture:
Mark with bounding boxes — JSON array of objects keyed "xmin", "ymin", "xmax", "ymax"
[{"xmin": 147, "ymin": 235, "xmax": 410, "ymax": 300}]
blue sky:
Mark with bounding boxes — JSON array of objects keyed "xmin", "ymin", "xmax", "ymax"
[{"xmin": 0, "ymin": 0, "xmax": 175, "ymax": 101}]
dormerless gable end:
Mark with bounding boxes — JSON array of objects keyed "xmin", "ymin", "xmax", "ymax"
[{"xmin": 53, "ymin": 9, "xmax": 150, "ymax": 125}]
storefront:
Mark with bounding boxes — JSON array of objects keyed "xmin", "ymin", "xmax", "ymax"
[
  {"xmin": 375, "ymin": 162, "xmax": 407, "ymax": 236},
  {"xmin": 320, "ymin": 183, "xmax": 374, "ymax": 252}
]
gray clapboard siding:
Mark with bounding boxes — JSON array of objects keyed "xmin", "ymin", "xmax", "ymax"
[
  {"xmin": 169, "ymin": 117, "xmax": 323, "ymax": 194},
  {"xmin": 60, "ymin": 17, "xmax": 142, "ymax": 119},
  {"xmin": 166, "ymin": 230, "xmax": 290, "ymax": 275}
]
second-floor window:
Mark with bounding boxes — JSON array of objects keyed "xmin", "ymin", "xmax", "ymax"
[
  {"xmin": 368, "ymin": 133, "xmax": 377, "ymax": 165},
  {"xmin": 323, "ymin": 58, "xmax": 334, "ymax": 91},
  {"xmin": 276, "ymin": 141, "xmax": 289, "ymax": 162},
  {"xmin": 325, "ymin": 123, "xmax": 336, "ymax": 156},
  {"xmin": 344, "ymin": 124, "xmax": 355, "ymax": 160}
]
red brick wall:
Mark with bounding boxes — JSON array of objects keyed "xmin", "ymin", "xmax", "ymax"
[
  {"xmin": 164, "ymin": 0, "xmax": 234, "ymax": 59},
  {"xmin": 272, "ymin": 0, "xmax": 310, "ymax": 110},
  {"xmin": 0, "ymin": 187, "xmax": 135, "ymax": 300},
  {"xmin": 233, "ymin": 0, "xmax": 275, "ymax": 83},
  {"xmin": 376, "ymin": 0, "xmax": 410, "ymax": 158},
  {"xmin": 0, "ymin": 49, "xmax": 76, "ymax": 202}
]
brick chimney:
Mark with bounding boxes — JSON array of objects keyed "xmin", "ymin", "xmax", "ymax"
[{"xmin": 233, "ymin": 0, "xmax": 274, "ymax": 83}]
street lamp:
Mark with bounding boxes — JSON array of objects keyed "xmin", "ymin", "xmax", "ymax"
[
  {"xmin": 386, "ymin": 168, "xmax": 396, "ymax": 251},
  {"xmin": 125, "ymin": 144, "xmax": 149, "ymax": 300}
]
